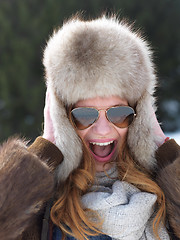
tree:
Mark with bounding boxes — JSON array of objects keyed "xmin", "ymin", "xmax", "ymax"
[{"xmin": 0, "ymin": 0, "xmax": 179, "ymax": 142}]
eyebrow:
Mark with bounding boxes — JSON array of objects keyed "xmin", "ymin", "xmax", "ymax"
[{"xmin": 75, "ymin": 104, "xmax": 129, "ymax": 109}]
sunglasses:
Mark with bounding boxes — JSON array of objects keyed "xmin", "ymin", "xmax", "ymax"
[{"xmin": 70, "ymin": 105, "xmax": 136, "ymax": 130}]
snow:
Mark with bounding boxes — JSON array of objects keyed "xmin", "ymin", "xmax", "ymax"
[{"xmin": 165, "ymin": 131, "xmax": 180, "ymax": 145}]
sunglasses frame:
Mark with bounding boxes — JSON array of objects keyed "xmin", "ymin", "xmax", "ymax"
[{"xmin": 70, "ymin": 105, "xmax": 136, "ymax": 130}]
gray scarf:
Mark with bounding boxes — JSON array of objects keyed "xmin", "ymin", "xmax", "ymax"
[{"xmin": 81, "ymin": 167, "xmax": 170, "ymax": 240}]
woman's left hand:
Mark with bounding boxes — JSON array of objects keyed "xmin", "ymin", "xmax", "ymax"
[
  {"xmin": 43, "ymin": 88, "xmax": 55, "ymax": 144},
  {"xmin": 151, "ymin": 107, "xmax": 166, "ymax": 147}
]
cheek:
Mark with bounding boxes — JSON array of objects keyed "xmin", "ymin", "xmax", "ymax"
[
  {"xmin": 117, "ymin": 128, "xmax": 128, "ymax": 140},
  {"xmin": 77, "ymin": 129, "xmax": 89, "ymax": 141}
]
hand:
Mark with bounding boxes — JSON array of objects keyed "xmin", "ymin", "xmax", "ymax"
[
  {"xmin": 151, "ymin": 106, "xmax": 166, "ymax": 147},
  {"xmin": 43, "ymin": 88, "xmax": 55, "ymax": 144}
]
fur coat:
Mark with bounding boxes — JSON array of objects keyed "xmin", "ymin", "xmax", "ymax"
[{"xmin": 0, "ymin": 137, "xmax": 179, "ymax": 240}]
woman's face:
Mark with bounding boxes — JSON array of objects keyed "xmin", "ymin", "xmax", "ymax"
[{"xmin": 74, "ymin": 96, "xmax": 129, "ymax": 172}]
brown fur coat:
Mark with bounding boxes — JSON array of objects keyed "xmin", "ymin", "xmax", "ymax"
[
  {"xmin": 0, "ymin": 137, "xmax": 179, "ymax": 240},
  {"xmin": 0, "ymin": 137, "xmax": 62, "ymax": 240},
  {"xmin": 156, "ymin": 139, "xmax": 180, "ymax": 239}
]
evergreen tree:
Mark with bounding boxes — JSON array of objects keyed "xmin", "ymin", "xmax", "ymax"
[{"xmin": 0, "ymin": 0, "xmax": 179, "ymax": 142}]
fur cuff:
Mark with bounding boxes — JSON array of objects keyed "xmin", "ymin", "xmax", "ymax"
[{"xmin": 28, "ymin": 136, "xmax": 63, "ymax": 172}]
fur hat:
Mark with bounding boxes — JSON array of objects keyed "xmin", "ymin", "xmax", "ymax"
[{"xmin": 43, "ymin": 15, "xmax": 159, "ymax": 181}]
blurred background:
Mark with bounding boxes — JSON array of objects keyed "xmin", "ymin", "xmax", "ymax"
[{"xmin": 0, "ymin": 0, "xmax": 180, "ymax": 143}]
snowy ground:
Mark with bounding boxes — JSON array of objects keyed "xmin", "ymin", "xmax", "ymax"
[{"xmin": 165, "ymin": 131, "xmax": 180, "ymax": 145}]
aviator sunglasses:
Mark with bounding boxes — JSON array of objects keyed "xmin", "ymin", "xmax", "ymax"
[{"xmin": 70, "ymin": 105, "xmax": 136, "ymax": 130}]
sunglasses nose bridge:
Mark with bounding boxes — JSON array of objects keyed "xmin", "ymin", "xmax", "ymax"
[
  {"xmin": 96, "ymin": 109, "xmax": 109, "ymax": 121},
  {"xmin": 94, "ymin": 109, "xmax": 112, "ymax": 128},
  {"xmin": 100, "ymin": 109, "xmax": 112, "ymax": 124}
]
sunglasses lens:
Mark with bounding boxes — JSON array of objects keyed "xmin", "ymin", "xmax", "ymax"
[
  {"xmin": 107, "ymin": 106, "xmax": 135, "ymax": 128},
  {"xmin": 71, "ymin": 108, "xmax": 98, "ymax": 130}
]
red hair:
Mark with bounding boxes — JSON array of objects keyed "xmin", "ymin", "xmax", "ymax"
[{"xmin": 51, "ymin": 140, "xmax": 166, "ymax": 240}]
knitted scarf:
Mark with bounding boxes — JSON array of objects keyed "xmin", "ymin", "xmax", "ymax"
[{"xmin": 81, "ymin": 167, "xmax": 170, "ymax": 240}]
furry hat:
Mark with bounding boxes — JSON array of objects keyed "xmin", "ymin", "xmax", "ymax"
[{"xmin": 43, "ymin": 15, "xmax": 159, "ymax": 181}]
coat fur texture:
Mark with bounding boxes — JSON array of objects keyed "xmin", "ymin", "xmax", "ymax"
[
  {"xmin": 156, "ymin": 139, "xmax": 180, "ymax": 238},
  {"xmin": 160, "ymin": 158, "xmax": 180, "ymax": 239},
  {"xmin": 0, "ymin": 138, "xmax": 179, "ymax": 239},
  {"xmin": 43, "ymin": 15, "xmax": 159, "ymax": 181},
  {"xmin": 0, "ymin": 138, "xmax": 54, "ymax": 240}
]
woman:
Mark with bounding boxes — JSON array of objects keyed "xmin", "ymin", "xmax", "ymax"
[{"xmin": 0, "ymin": 15, "xmax": 179, "ymax": 240}]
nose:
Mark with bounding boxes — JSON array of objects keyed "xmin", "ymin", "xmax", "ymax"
[{"xmin": 92, "ymin": 110, "xmax": 112, "ymax": 136}]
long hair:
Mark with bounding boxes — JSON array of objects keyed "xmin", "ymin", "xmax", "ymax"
[
  {"xmin": 117, "ymin": 143, "xmax": 166, "ymax": 240},
  {"xmin": 50, "ymin": 142, "xmax": 102, "ymax": 240},
  {"xmin": 50, "ymin": 139, "xmax": 166, "ymax": 240}
]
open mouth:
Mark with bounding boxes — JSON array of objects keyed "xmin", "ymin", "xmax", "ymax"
[{"xmin": 89, "ymin": 140, "xmax": 117, "ymax": 162}]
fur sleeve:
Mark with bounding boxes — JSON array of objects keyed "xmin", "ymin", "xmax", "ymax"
[
  {"xmin": 28, "ymin": 136, "xmax": 63, "ymax": 171},
  {"xmin": 156, "ymin": 140, "xmax": 180, "ymax": 239},
  {"xmin": 0, "ymin": 137, "xmax": 54, "ymax": 240}
]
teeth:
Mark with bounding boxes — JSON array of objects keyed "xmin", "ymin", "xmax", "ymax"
[{"xmin": 90, "ymin": 140, "xmax": 114, "ymax": 146}]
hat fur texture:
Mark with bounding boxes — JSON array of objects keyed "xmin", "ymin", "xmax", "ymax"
[{"xmin": 43, "ymin": 15, "xmax": 159, "ymax": 181}]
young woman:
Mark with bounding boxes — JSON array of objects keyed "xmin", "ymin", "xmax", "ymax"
[{"xmin": 0, "ymin": 15, "xmax": 179, "ymax": 240}]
